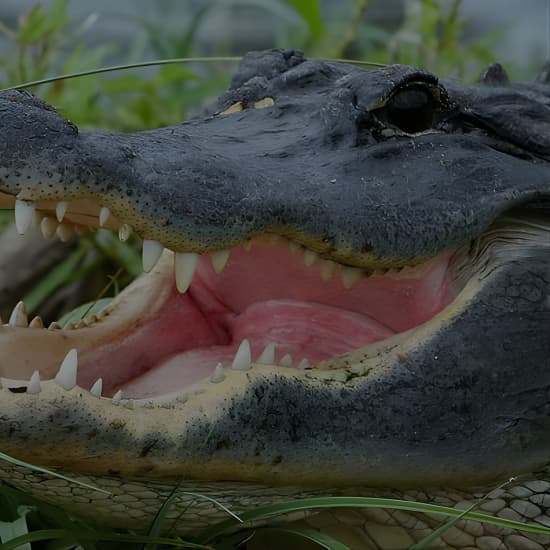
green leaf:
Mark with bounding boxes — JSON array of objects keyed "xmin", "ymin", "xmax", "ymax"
[
  {"xmin": 195, "ymin": 496, "xmax": 550, "ymax": 543},
  {"xmin": 0, "ymin": 506, "xmax": 33, "ymax": 549},
  {"xmin": 256, "ymin": 526, "xmax": 351, "ymax": 549},
  {"xmin": 0, "ymin": 529, "xmax": 209, "ymax": 550},
  {"xmin": 22, "ymin": 244, "xmax": 89, "ymax": 313},
  {"xmin": 0, "ymin": 452, "xmax": 110, "ymax": 496},
  {"xmin": 57, "ymin": 298, "xmax": 113, "ymax": 327},
  {"xmin": 288, "ymin": 0, "xmax": 323, "ymax": 40}
]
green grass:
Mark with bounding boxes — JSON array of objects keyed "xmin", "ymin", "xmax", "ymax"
[
  {"xmin": 1, "ymin": 453, "xmax": 550, "ymax": 549},
  {"xmin": 0, "ymin": 0, "xmax": 544, "ymax": 548}
]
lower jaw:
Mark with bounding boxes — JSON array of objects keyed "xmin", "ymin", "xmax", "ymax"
[{"xmin": 75, "ymin": 240, "xmax": 458, "ymax": 399}]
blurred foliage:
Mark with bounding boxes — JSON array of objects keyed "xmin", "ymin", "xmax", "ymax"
[{"xmin": 0, "ymin": 0, "xmax": 510, "ymax": 131}]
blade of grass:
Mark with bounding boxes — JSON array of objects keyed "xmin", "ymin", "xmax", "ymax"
[
  {"xmin": 1, "ymin": 57, "xmax": 242, "ymax": 91},
  {"xmin": 22, "ymin": 243, "xmax": 89, "ymax": 312},
  {"xmin": 57, "ymin": 298, "xmax": 112, "ymax": 327},
  {"xmin": 145, "ymin": 485, "xmax": 181, "ymax": 550},
  {"xmin": 2, "ymin": 56, "xmax": 387, "ymax": 92},
  {"xmin": 411, "ymin": 476, "xmax": 517, "ymax": 549},
  {"xmin": 0, "ymin": 452, "xmax": 110, "ymax": 496},
  {"xmin": 0, "ymin": 528, "xmax": 211, "ymax": 550},
  {"xmin": 254, "ymin": 526, "xmax": 351, "ymax": 550},
  {"xmin": 195, "ymin": 496, "xmax": 550, "ymax": 543}
]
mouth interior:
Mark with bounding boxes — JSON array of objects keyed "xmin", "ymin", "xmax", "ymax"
[{"xmin": 75, "ymin": 235, "xmax": 457, "ymax": 398}]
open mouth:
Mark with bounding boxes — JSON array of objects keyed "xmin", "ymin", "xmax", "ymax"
[{"xmin": 0, "ymin": 197, "xmax": 464, "ymax": 401}]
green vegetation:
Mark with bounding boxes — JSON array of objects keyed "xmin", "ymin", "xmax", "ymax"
[{"xmin": 0, "ymin": 0, "xmax": 542, "ymax": 548}]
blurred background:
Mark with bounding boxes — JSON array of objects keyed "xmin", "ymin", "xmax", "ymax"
[{"xmin": 0, "ymin": 0, "xmax": 547, "ymax": 130}]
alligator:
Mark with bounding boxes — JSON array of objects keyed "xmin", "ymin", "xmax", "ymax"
[{"xmin": 0, "ymin": 49, "xmax": 549, "ymax": 549}]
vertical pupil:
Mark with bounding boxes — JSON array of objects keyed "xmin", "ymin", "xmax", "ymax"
[{"xmin": 386, "ymin": 87, "xmax": 435, "ymax": 134}]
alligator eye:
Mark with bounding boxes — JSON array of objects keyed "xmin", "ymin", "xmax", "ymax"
[{"xmin": 384, "ymin": 85, "xmax": 438, "ymax": 134}]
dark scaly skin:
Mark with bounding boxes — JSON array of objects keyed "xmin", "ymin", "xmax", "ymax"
[{"xmin": 0, "ymin": 50, "xmax": 549, "ymax": 548}]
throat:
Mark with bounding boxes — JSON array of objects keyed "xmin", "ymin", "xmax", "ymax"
[{"xmin": 76, "ymin": 237, "xmax": 456, "ymax": 399}]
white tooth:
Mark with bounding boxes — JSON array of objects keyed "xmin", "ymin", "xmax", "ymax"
[
  {"xmin": 27, "ymin": 371, "xmax": 41, "ymax": 394},
  {"xmin": 231, "ymin": 339, "xmax": 251, "ymax": 370},
  {"xmin": 142, "ymin": 239, "xmax": 164, "ymax": 273},
  {"xmin": 321, "ymin": 260, "xmax": 336, "ymax": 281},
  {"xmin": 89, "ymin": 378, "xmax": 103, "ymax": 398},
  {"xmin": 14, "ymin": 200, "xmax": 35, "ymax": 234},
  {"xmin": 112, "ymin": 390, "xmax": 122, "ymax": 403},
  {"xmin": 99, "ymin": 207, "xmax": 110, "ymax": 227},
  {"xmin": 297, "ymin": 358, "xmax": 310, "ymax": 369},
  {"xmin": 210, "ymin": 250, "xmax": 230, "ymax": 273},
  {"xmin": 210, "ymin": 363, "xmax": 225, "ymax": 383},
  {"xmin": 56, "ymin": 223, "xmax": 74, "ymax": 242},
  {"xmin": 56, "ymin": 201, "xmax": 68, "ymax": 222},
  {"xmin": 9, "ymin": 301, "xmax": 28, "ymax": 327},
  {"xmin": 29, "ymin": 316, "xmax": 44, "ymax": 328},
  {"xmin": 303, "ymin": 250, "xmax": 317, "ymax": 266},
  {"xmin": 256, "ymin": 342, "xmax": 276, "ymax": 365},
  {"xmin": 280, "ymin": 354, "xmax": 293, "ymax": 367},
  {"xmin": 118, "ymin": 223, "xmax": 132, "ymax": 242},
  {"xmin": 48, "ymin": 322, "xmax": 62, "ymax": 330},
  {"xmin": 289, "ymin": 242, "xmax": 300, "ymax": 254},
  {"xmin": 40, "ymin": 217, "xmax": 58, "ymax": 239},
  {"xmin": 174, "ymin": 252, "xmax": 199, "ymax": 293},
  {"xmin": 341, "ymin": 266, "xmax": 362, "ymax": 289},
  {"xmin": 54, "ymin": 349, "xmax": 78, "ymax": 390}
]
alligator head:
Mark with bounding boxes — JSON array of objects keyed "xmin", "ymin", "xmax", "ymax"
[{"xmin": 0, "ymin": 49, "xmax": 549, "ymax": 546}]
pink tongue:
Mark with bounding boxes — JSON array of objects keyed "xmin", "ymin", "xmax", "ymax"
[{"xmin": 120, "ymin": 299, "xmax": 394, "ymax": 398}]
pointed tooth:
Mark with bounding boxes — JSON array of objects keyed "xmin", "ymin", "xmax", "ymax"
[
  {"xmin": 210, "ymin": 250, "xmax": 231, "ymax": 273},
  {"xmin": 297, "ymin": 358, "xmax": 311, "ymax": 369},
  {"xmin": 55, "ymin": 201, "xmax": 68, "ymax": 222},
  {"xmin": 341, "ymin": 266, "xmax": 362, "ymax": 289},
  {"xmin": 56, "ymin": 223, "xmax": 74, "ymax": 242},
  {"xmin": 174, "ymin": 252, "xmax": 199, "ymax": 293},
  {"xmin": 54, "ymin": 349, "xmax": 78, "ymax": 390},
  {"xmin": 40, "ymin": 217, "xmax": 58, "ymax": 239},
  {"xmin": 27, "ymin": 371, "xmax": 41, "ymax": 394},
  {"xmin": 9, "ymin": 301, "xmax": 28, "ymax": 327},
  {"xmin": 279, "ymin": 354, "xmax": 293, "ymax": 367},
  {"xmin": 29, "ymin": 316, "xmax": 44, "ymax": 328},
  {"xmin": 118, "ymin": 223, "xmax": 132, "ymax": 242},
  {"xmin": 303, "ymin": 250, "xmax": 317, "ymax": 266},
  {"xmin": 321, "ymin": 260, "xmax": 336, "ymax": 281},
  {"xmin": 256, "ymin": 342, "xmax": 276, "ymax": 365},
  {"xmin": 14, "ymin": 200, "xmax": 35, "ymax": 234},
  {"xmin": 210, "ymin": 363, "xmax": 226, "ymax": 383},
  {"xmin": 89, "ymin": 378, "xmax": 103, "ymax": 398},
  {"xmin": 48, "ymin": 322, "xmax": 62, "ymax": 330},
  {"xmin": 231, "ymin": 339, "xmax": 251, "ymax": 370},
  {"xmin": 112, "ymin": 390, "xmax": 122, "ymax": 403},
  {"xmin": 142, "ymin": 239, "xmax": 164, "ymax": 273},
  {"xmin": 99, "ymin": 207, "xmax": 110, "ymax": 227},
  {"xmin": 289, "ymin": 242, "xmax": 300, "ymax": 254}
]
